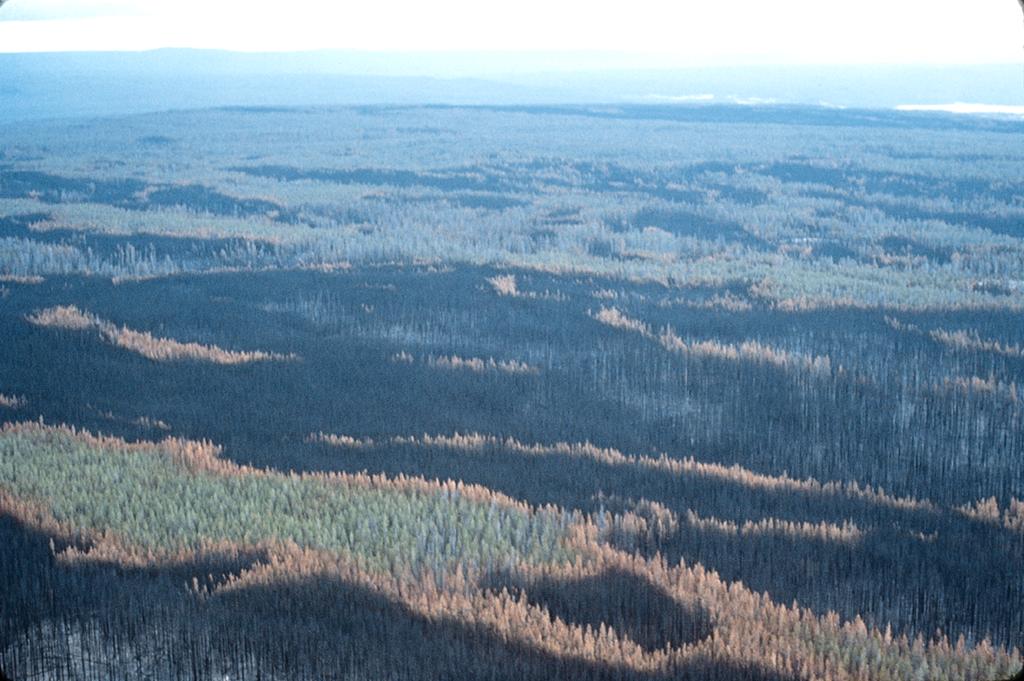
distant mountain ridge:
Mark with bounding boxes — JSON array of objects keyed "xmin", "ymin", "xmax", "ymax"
[{"xmin": 1, "ymin": 49, "xmax": 1022, "ymax": 122}]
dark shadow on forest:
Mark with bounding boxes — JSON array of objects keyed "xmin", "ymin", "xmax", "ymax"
[
  {"xmin": 0, "ymin": 512, "xmax": 269, "ymax": 651},
  {"xmin": 481, "ymin": 567, "xmax": 715, "ymax": 652},
  {"xmin": 0, "ymin": 212, "xmax": 283, "ymax": 270},
  {"xmin": 201, "ymin": 572, "xmax": 771, "ymax": 681},
  {"xmin": 295, "ymin": 433, "xmax": 1024, "ymax": 647},
  {"xmin": 1, "ymin": 267, "xmax": 1022, "ymax": 650},
  {"xmin": 0, "ymin": 169, "xmax": 299, "ymax": 223},
  {"xmin": 0, "ymin": 512, "xmax": 796, "ymax": 681},
  {"xmin": 231, "ymin": 164, "xmax": 520, "ymax": 194},
  {"xmin": 613, "ymin": 207, "xmax": 767, "ymax": 249}
]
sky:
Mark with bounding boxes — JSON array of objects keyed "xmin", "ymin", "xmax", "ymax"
[{"xmin": 0, "ymin": 0, "xmax": 1022, "ymax": 67}]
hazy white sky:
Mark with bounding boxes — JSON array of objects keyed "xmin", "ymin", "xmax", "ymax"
[{"xmin": 0, "ymin": 0, "xmax": 1021, "ymax": 65}]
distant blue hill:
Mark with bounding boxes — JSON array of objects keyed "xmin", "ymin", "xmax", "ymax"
[{"xmin": 1, "ymin": 49, "xmax": 1021, "ymax": 122}]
